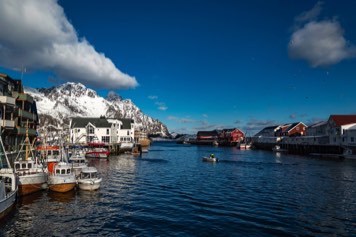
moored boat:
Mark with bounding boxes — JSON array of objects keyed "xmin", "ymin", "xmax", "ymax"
[
  {"xmin": 69, "ymin": 151, "xmax": 88, "ymax": 177},
  {"xmin": 342, "ymin": 148, "xmax": 356, "ymax": 160},
  {"xmin": 85, "ymin": 142, "xmax": 110, "ymax": 159},
  {"xmin": 77, "ymin": 167, "xmax": 102, "ymax": 191},
  {"xmin": 14, "ymin": 128, "xmax": 47, "ymax": 196},
  {"xmin": 48, "ymin": 161, "xmax": 76, "ymax": 193},
  {"xmin": 0, "ymin": 137, "xmax": 18, "ymax": 219}
]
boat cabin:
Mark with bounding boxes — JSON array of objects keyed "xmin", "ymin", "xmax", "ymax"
[
  {"xmin": 80, "ymin": 167, "xmax": 98, "ymax": 179},
  {"xmin": 54, "ymin": 165, "xmax": 72, "ymax": 176}
]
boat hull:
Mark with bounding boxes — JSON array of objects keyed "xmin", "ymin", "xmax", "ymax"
[
  {"xmin": 0, "ymin": 189, "xmax": 17, "ymax": 220},
  {"xmin": 17, "ymin": 173, "xmax": 47, "ymax": 196},
  {"xmin": 85, "ymin": 152, "xmax": 109, "ymax": 159},
  {"xmin": 202, "ymin": 157, "xmax": 218, "ymax": 162},
  {"xmin": 48, "ymin": 174, "xmax": 76, "ymax": 193},
  {"xmin": 18, "ymin": 183, "xmax": 43, "ymax": 196},
  {"xmin": 49, "ymin": 183, "xmax": 76, "ymax": 193},
  {"xmin": 78, "ymin": 178, "xmax": 102, "ymax": 191}
]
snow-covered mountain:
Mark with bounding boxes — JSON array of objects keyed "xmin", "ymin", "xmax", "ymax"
[{"xmin": 25, "ymin": 82, "xmax": 169, "ymax": 136}]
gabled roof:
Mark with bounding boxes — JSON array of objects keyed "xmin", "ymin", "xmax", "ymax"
[
  {"xmin": 329, "ymin": 115, "xmax": 356, "ymax": 126},
  {"xmin": 285, "ymin": 122, "xmax": 307, "ymax": 132},
  {"xmin": 309, "ymin": 121, "xmax": 327, "ymax": 128},
  {"xmin": 71, "ymin": 117, "xmax": 111, "ymax": 128},
  {"xmin": 121, "ymin": 118, "xmax": 134, "ymax": 129},
  {"xmin": 71, "ymin": 117, "xmax": 134, "ymax": 129}
]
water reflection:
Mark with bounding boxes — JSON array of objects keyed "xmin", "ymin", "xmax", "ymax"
[{"xmin": 48, "ymin": 189, "xmax": 76, "ymax": 203}]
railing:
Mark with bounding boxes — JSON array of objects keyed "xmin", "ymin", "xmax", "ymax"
[
  {"xmin": 0, "ymin": 96, "xmax": 16, "ymax": 106},
  {"xmin": 16, "ymin": 93, "xmax": 34, "ymax": 103},
  {"xmin": 0, "ymin": 119, "xmax": 15, "ymax": 128},
  {"xmin": 16, "ymin": 108, "xmax": 37, "ymax": 121}
]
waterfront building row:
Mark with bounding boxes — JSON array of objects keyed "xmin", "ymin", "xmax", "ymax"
[{"xmin": 253, "ymin": 115, "xmax": 356, "ymax": 157}]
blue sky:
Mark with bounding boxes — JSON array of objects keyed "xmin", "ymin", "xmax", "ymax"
[{"xmin": 1, "ymin": 0, "xmax": 356, "ymax": 135}]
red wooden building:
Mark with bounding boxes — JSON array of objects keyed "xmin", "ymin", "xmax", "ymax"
[
  {"xmin": 218, "ymin": 128, "xmax": 245, "ymax": 146},
  {"xmin": 276, "ymin": 122, "xmax": 307, "ymax": 137}
]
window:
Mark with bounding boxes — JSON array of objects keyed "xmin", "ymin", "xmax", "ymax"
[
  {"xmin": 61, "ymin": 169, "xmax": 65, "ymax": 174},
  {"xmin": 15, "ymin": 164, "xmax": 20, "ymax": 169},
  {"xmin": 28, "ymin": 163, "xmax": 32, "ymax": 169},
  {"xmin": 67, "ymin": 169, "xmax": 71, "ymax": 174},
  {"xmin": 351, "ymin": 137, "xmax": 355, "ymax": 142},
  {"xmin": 22, "ymin": 163, "xmax": 26, "ymax": 169},
  {"xmin": 87, "ymin": 125, "xmax": 94, "ymax": 134},
  {"xmin": 127, "ymin": 131, "xmax": 130, "ymax": 135},
  {"xmin": 102, "ymin": 136, "xmax": 110, "ymax": 143},
  {"xmin": 107, "ymin": 129, "xmax": 109, "ymax": 135},
  {"xmin": 56, "ymin": 169, "xmax": 60, "ymax": 174}
]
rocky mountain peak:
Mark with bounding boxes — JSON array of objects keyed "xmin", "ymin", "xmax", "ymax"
[{"xmin": 25, "ymin": 82, "xmax": 169, "ymax": 136}]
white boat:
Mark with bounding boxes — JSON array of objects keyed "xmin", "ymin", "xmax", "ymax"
[
  {"xmin": 120, "ymin": 142, "xmax": 134, "ymax": 150},
  {"xmin": 342, "ymin": 148, "xmax": 356, "ymax": 160},
  {"xmin": 85, "ymin": 142, "xmax": 110, "ymax": 159},
  {"xmin": 14, "ymin": 129, "xmax": 47, "ymax": 196},
  {"xmin": 77, "ymin": 167, "xmax": 102, "ymax": 191},
  {"xmin": 202, "ymin": 156, "xmax": 219, "ymax": 162},
  {"xmin": 47, "ymin": 145, "xmax": 76, "ymax": 193},
  {"xmin": 48, "ymin": 161, "xmax": 76, "ymax": 193},
  {"xmin": 69, "ymin": 150, "xmax": 88, "ymax": 177},
  {"xmin": 0, "ymin": 137, "xmax": 18, "ymax": 219},
  {"xmin": 272, "ymin": 145, "xmax": 288, "ymax": 153}
]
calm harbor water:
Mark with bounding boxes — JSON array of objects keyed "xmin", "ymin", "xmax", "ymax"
[{"xmin": 1, "ymin": 142, "xmax": 356, "ymax": 236}]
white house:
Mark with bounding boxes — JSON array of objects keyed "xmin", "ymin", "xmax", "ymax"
[
  {"xmin": 326, "ymin": 115, "xmax": 356, "ymax": 145},
  {"xmin": 69, "ymin": 117, "xmax": 135, "ymax": 145}
]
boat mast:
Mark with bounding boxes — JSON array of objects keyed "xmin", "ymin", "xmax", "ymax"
[{"xmin": 25, "ymin": 120, "xmax": 30, "ymax": 161}]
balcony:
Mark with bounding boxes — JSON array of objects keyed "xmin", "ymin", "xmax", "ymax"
[
  {"xmin": 14, "ymin": 127, "xmax": 37, "ymax": 136},
  {"xmin": 0, "ymin": 119, "xmax": 15, "ymax": 128},
  {"xmin": 0, "ymin": 96, "xmax": 16, "ymax": 106},
  {"xmin": 17, "ymin": 93, "xmax": 34, "ymax": 103},
  {"xmin": 16, "ymin": 108, "xmax": 37, "ymax": 121}
]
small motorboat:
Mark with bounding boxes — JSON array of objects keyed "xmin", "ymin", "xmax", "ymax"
[
  {"xmin": 202, "ymin": 156, "xmax": 219, "ymax": 162},
  {"xmin": 77, "ymin": 167, "xmax": 102, "ymax": 191}
]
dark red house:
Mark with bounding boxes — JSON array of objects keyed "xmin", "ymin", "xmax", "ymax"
[
  {"xmin": 218, "ymin": 128, "xmax": 245, "ymax": 146},
  {"xmin": 276, "ymin": 122, "xmax": 307, "ymax": 137}
]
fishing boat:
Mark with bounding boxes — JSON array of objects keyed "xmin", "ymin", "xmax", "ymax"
[
  {"xmin": 48, "ymin": 145, "xmax": 76, "ymax": 193},
  {"xmin": 14, "ymin": 128, "xmax": 47, "ymax": 196},
  {"xmin": 0, "ymin": 136, "xmax": 17, "ymax": 219},
  {"xmin": 77, "ymin": 167, "xmax": 102, "ymax": 191},
  {"xmin": 36, "ymin": 145, "xmax": 61, "ymax": 174},
  {"xmin": 69, "ymin": 150, "xmax": 88, "ymax": 177},
  {"xmin": 85, "ymin": 142, "xmax": 110, "ymax": 159}
]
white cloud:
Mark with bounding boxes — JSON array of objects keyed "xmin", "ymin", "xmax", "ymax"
[
  {"xmin": 155, "ymin": 101, "xmax": 167, "ymax": 111},
  {"xmin": 0, "ymin": 0, "xmax": 137, "ymax": 89},
  {"xmin": 148, "ymin": 95, "xmax": 158, "ymax": 100},
  {"xmin": 288, "ymin": 2, "xmax": 356, "ymax": 67},
  {"xmin": 295, "ymin": 1, "xmax": 323, "ymax": 24}
]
